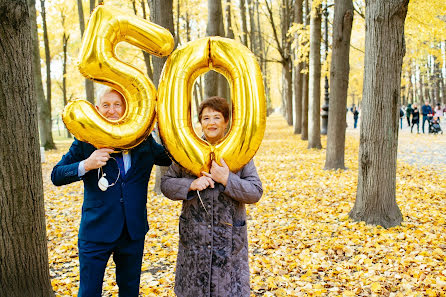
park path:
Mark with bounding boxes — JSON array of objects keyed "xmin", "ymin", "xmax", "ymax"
[{"xmin": 346, "ymin": 113, "xmax": 446, "ymax": 176}]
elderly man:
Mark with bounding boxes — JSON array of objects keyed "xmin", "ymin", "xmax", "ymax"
[{"xmin": 51, "ymin": 87, "xmax": 171, "ymax": 297}]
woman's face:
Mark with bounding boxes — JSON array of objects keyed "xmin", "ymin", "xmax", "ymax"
[{"xmin": 200, "ymin": 107, "xmax": 229, "ymax": 145}]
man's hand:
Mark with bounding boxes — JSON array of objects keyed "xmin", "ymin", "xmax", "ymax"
[
  {"xmin": 203, "ymin": 159, "xmax": 229, "ymax": 186},
  {"xmin": 84, "ymin": 148, "xmax": 114, "ymax": 171},
  {"xmin": 189, "ymin": 175, "xmax": 215, "ymax": 191}
]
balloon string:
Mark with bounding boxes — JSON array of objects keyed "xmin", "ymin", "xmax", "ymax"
[{"xmin": 196, "ymin": 190, "xmax": 210, "ymax": 216}]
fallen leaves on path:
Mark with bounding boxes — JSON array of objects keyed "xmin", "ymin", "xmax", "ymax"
[{"xmin": 43, "ymin": 114, "xmax": 446, "ymax": 296}]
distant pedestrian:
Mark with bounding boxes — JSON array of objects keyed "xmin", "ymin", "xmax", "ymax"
[
  {"xmin": 352, "ymin": 106, "xmax": 359, "ymax": 129},
  {"xmin": 411, "ymin": 105, "xmax": 420, "ymax": 134},
  {"xmin": 406, "ymin": 103, "xmax": 413, "ymax": 127},
  {"xmin": 421, "ymin": 101, "xmax": 433, "ymax": 133},
  {"xmin": 399, "ymin": 107, "xmax": 405, "ymax": 129},
  {"xmin": 434, "ymin": 103, "xmax": 443, "ymax": 122}
]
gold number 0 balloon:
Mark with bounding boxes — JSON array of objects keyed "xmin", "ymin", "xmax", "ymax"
[
  {"xmin": 63, "ymin": 6, "xmax": 174, "ymax": 149},
  {"xmin": 157, "ymin": 37, "xmax": 266, "ymax": 176}
]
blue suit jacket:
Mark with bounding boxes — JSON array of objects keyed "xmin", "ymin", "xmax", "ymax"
[{"xmin": 51, "ymin": 135, "xmax": 171, "ymax": 243}]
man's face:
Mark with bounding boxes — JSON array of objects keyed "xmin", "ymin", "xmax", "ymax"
[
  {"xmin": 96, "ymin": 91, "xmax": 125, "ymax": 120},
  {"xmin": 425, "ymin": 101, "xmax": 429, "ymax": 106}
]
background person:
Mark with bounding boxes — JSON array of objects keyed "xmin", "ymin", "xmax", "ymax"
[
  {"xmin": 411, "ymin": 104, "xmax": 420, "ymax": 134},
  {"xmin": 421, "ymin": 101, "xmax": 433, "ymax": 133},
  {"xmin": 161, "ymin": 96, "xmax": 263, "ymax": 297},
  {"xmin": 352, "ymin": 106, "xmax": 359, "ymax": 129},
  {"xmin": 51, "ymin": 86, "xmax": 171, "ymax": 297},
  {"xmin": 434, "ymin": 103, "xmax": 443, "ymax": 123},
  {"xmin": 406, "ymin": 103, "xmax": 413, "ymax": 127}
]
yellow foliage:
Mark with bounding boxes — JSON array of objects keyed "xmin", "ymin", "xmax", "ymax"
[{"xmin": 43, "ymin": 114, "xmax": 446, "ymax": 296}]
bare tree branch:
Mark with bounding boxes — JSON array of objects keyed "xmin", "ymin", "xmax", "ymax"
[{"xmin": 264, "ymin": 0, "xmax": 285, "ymax": 61}]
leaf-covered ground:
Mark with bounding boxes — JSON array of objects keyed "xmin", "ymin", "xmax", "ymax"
[{"xmin": 43, "ymin": 114, "xmax": 446, "ymax": 296}]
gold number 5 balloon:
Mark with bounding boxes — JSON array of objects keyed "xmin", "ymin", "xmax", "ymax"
[
  {"xmin": 63, "ymin": 5, "xmax": 174, "ymax": 149},
  {"xmin": 157, "ymin": 37, "xmax": 266, "ymax": 176}
]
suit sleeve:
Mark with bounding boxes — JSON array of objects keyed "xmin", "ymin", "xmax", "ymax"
[
  {"xmin": 149, "ymin": 135, "xmax": 172, "ymax": 166},
  {"xmin": 223, "ymin": 159, "xmax": 263, "ymax": 204},
  {"xmin": 51, "ymin": 139, "xmax": 85, "ymax": 186},
  {"xmin": 160, "ymin": 163, "xmax": 197, "ymax": 201}
]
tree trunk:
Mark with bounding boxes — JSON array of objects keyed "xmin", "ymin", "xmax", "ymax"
[
  {"xmin": 0, "ymin": 1, "xmax": 54, "ymax": 295},
  {"xmin": 140, "ymin": 0, "xmax": 153, "ymax": 80},
  {"xmin": 185, "ymin": 2, "xmax": 191, "ymax": 42},
  {"xmin": 349, "ymin": 0, "xmax": 408, "ymax": 228},
  {"xmin": 149, "ymin": 0, "xmax": 175, "ymax": 193},
  {"xmin": 301, "ymin": 69, "xmax": 309, "ymax": 140},
  {"xmin": 247, "ymin": 0, "xmax": 257, "ymax": 52},
  {"xmin": 255, "ymin": 0, "xmax": 270, "ymax": 112},
  {"xmin": 434, "ymin": 57, "xmax": 441, "ymax": 105},
  {"xmin": 406, "ymin": 65, "xmax": 413, "ymax": 103},
  {"xmin": 301, "ymin": 0, "xmax": 310, "ymax": 140},
  {"xmin": 324, "ymin": 0, "xmax": 353, "ymax": 170},
  {"xmin": 29, "ymin": 0, "xmax": 51, "ymax": 149},
  {"xmin": 205, "ymin": 0, "xmax": 227, "ymax": 99},
  {"xmin": 308, "ymin": 2, "xmax": 322, "ymax": 149},
  {"xmin": 77, "ymin": 0, "xmax": 95, "ymax": 104},
  {"xmin": 225, "ymin": 0, "xmax": 235, "ymax": 39},
  {"xmin": 62, "ymin": 29, "xmax": 71, "ymax": 138},
  {"xmin": 293, "ymin": 0, "xmax": 303, "ymax": 134},
  {"xmin": 132, "ymin": 0, "xmax": 153, "ymax": 80},
  {"xmin": 283, "ymin": 59, "xmax": 293, "ymax": 125},
  {"xmin": 39, "ymin": 0, "xmax": 56, "ymax": 150},
  {"xmin": 281, "ymin": 0, "xmax": 292, "ymax": 125},
  {"xmin": 239, "ymin": 0, "xmax": 248, "ymax": 46},
  {"xmin": 175, "ymin": 0, "xmax": 181, "ymax": 45}
]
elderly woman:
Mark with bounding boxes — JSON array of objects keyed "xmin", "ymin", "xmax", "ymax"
[{"xmin": 161, "ymin": 96, "xmax": 263, "ymax": 297}]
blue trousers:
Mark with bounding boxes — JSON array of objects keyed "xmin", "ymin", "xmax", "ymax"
[
  {"xmin": 422, "ymin": 115, "xmax": 429, "ymax": 133},
  {"xmin": 78, "ymin": 225, "xmax": 145, "ymax": 297}
]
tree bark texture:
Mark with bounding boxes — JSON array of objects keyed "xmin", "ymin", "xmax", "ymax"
[
  {"xmin": 301, "ymin": 0, "xmax": 310, "ymax": 140},
  {"xmin": 140, "ymin": 0, "xmax": 153, "ymax": 80},
  {"xmin": 247, "ymin": 0, "xmax": 257, "ymax": 52},
  {"xmin": 39, "ymin": 0, "xmax": 56, "ymax": 150},
  {"xmin": 349, "ymin": 0, "xmax": 408, "ymax": 228},
  {"xmin": 29, "ymin": 0, "xmax": 51, "ymax": 149},
  {"xmin": 308, "ymin": 3, "xmax": 322, "ymax": 149},
  {"xmin": 149, "ymin": 0, "xmax": 175, "ymax": 193},
  {"xmin": 301, "ymin": 69, "xmax": 309, "ymax": 140},
  {"xmin": 77, "ymin": 0, "xmax": 95, "ymax": 104},
  {"xmin": 255, "ymin": 0, "xmax": 270, "ymax": 112},
  {"xmin": 225, "ymin": 0, "xmax": 235, "ymax": 39},
  {"xmin": 239, "ymin": 0, "xmax": 248, "ymax": 46},
  {"xmin": 0, "ymin": 1, "xmax": 54, "ymax": 295},
  {"xmin": 62, "ymin": 25, "xmax": 71, "ymax": 138},
  {"xmin": 281, "ymin": 0, "xmax": 293, "ymax": 125},
  {"xmin": 324, "ymin": 0, "xmax": 353, "ymax": 170},
  {"xmin": 293, "ymin": 0, "xmax": 303, "ymax": 134},
  {"xmin": 205, "ymin": 0, "xmax": 228, "ymax": 100},
  {"xmin": 283, "ymin": 59, "xmax": 293, "ymax": 125}
]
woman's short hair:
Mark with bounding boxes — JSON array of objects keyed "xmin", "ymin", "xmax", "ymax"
[{"xmin": 198, "ymin": 96, "xmax": 230, "ymax": 122}]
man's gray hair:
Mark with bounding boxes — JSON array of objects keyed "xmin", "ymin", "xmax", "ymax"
[{"xmin": 95, "ymin": 84, "xmax": 115, "ymax": 105}]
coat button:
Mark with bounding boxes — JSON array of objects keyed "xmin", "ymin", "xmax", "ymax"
[{"xmin": 120, "ymin": 198, "xmax": 124, "ymax": 203}]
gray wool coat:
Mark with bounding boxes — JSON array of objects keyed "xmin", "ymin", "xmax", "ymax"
[{"xmin": 160, "ymin": 159, "xmax": 263, "ymax": 297}]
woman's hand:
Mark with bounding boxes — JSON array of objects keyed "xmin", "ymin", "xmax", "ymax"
[
  {"xmin": 189, "ymin": 175, "xmax": 215, "ymax": 191},
  {"xmin": 203, "ymin": 159, "xmax": 229, "ymax": 186}
]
